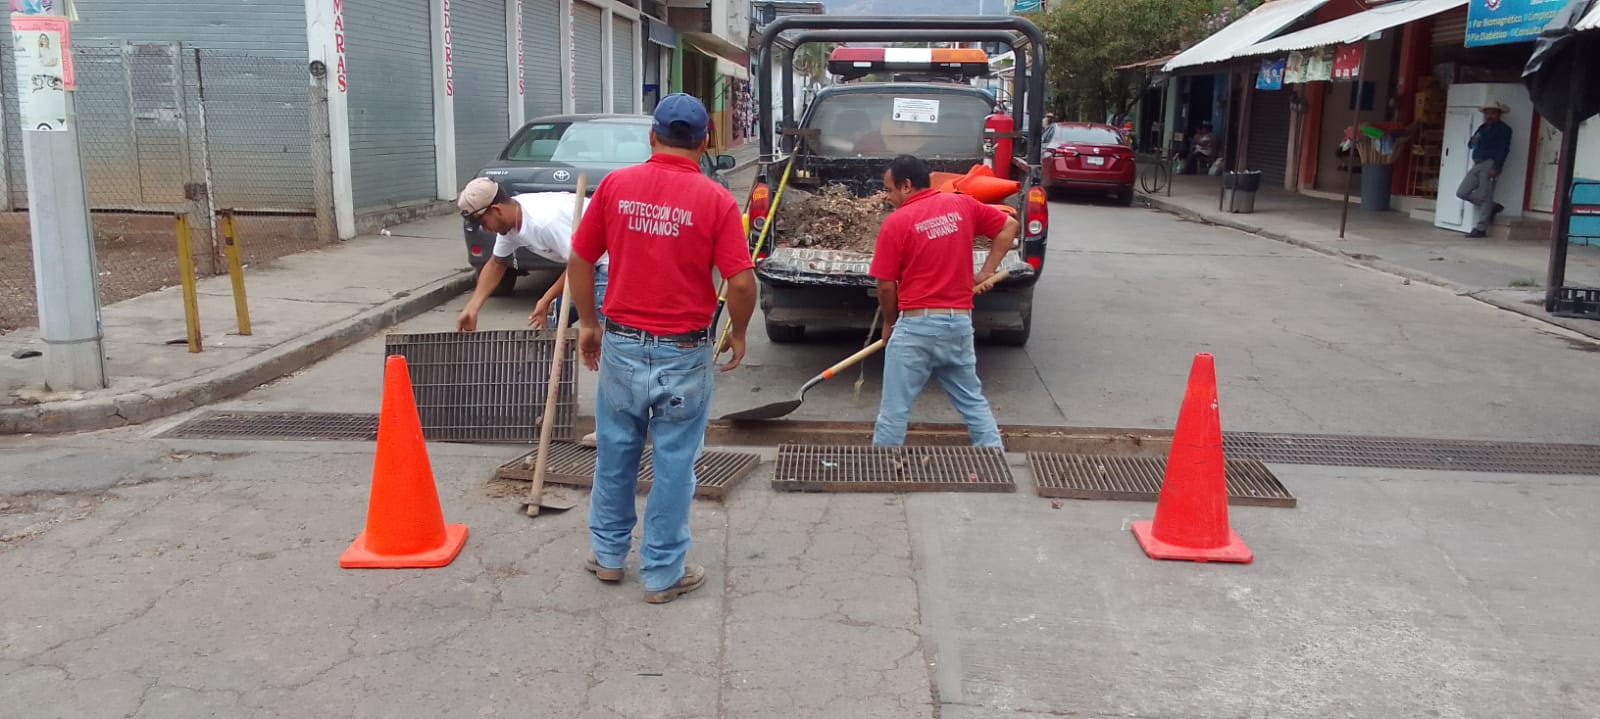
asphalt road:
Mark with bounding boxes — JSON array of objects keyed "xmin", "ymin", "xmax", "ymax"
[
  {"xmin": 218, "ymin": 192, "xmax": 1600, "ymax": 443},
  {"xmin": 4, "ymin": 194, "xmax": 1600, "ymax": 718}
]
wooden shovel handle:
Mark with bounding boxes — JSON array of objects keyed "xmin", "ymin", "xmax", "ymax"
[{"xmin": 820, "ymin": 339, "xmax": 887, "ymax": 380}]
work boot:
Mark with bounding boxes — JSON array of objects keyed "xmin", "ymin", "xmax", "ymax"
[
  {"xmin": 579, "ymin": 432, "xmax": 598, "ymax": 448},
  {"xmin": 1466, "ymin": 229, "xmax": 1487, "ymax": 238},
  {"xmin": 644, "ymin": 565, "xmax": 705, "ymax": 604},
  {"xmin": 585, "ymin": 556, "xmax": 623, "ymax": 583}
]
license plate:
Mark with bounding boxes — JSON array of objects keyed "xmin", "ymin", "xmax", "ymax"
[{"xmin": 1086, "ymin": 156, "xmax": 1106, "ymax": 166}]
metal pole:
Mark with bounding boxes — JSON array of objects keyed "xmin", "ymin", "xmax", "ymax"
[
  {"xmin": 1543, "ymin": 52, "xmax": 1587, "ymax": 312},
  {"xmin": 1338, "ymin": 47, "xmax": 1365, "ymax": 239},
  {"xmin": 21, "ymin": 79, "xmax": 108, "ymax": 390},
  {"xmin": 192, "ymin": 48, "xmax": 222, "ymax": 274}
]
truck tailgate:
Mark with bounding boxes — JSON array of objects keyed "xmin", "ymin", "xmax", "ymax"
[{"xmin": 757, "ymin": 248, "xmax": 1036, "ymax": 288}]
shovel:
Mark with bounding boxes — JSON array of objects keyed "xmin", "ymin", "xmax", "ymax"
[
  {"xmin": 526, "ymin": 176, "xmax": 588, "ymax": 517},
  {"xmin": 718, "ymin": 269, "xmax": 1011, "ymax": 422},
  {"xmin": 720, "ymin": 338, "xmax": 888, "ymax": 421}
]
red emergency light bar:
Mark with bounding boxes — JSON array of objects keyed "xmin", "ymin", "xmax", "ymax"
[{"xmin": 827, "ymin": 47, "xmax": 992, "ymax": 81}]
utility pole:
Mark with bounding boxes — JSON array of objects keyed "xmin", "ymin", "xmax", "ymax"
[{"xmin": 12, "ymin": 10, "xmax": 106, "ymax": 390}]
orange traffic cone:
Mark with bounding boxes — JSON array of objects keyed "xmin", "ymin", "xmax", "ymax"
[
  {"xmin": 1130, "ymin": 353, "xmax": 1252, "ymax": 563},
  {"xmin": 340, "ymin": 356, "xmax": 469, "ymax": 568}
]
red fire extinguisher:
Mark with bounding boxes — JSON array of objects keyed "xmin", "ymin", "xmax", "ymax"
[{"xmin": 984, "ymin": 113, "xmax": 1015, "ymax": 180}]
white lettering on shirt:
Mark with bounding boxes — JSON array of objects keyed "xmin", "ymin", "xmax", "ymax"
[
  {"xmin": 912, "ymin": 211, "xmax": 963, "ymax": 241},
  {"xmin": 616, "ymin": 199, "xmax": 696, "ymax": 238}
]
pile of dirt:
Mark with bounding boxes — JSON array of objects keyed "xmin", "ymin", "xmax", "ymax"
[
  {"xmin": 772, "ymin": 184, "xmax": 891, "ymax": 253},
  {"xmin": 771, "ymin": 184, "xmax": 999, "ymax": 254}
]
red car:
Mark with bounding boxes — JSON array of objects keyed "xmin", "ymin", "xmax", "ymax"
[{"xmin": 1041, "ymin": 122, "xmax": 1137, "ymax": 206}]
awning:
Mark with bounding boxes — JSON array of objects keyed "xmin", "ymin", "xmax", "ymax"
[
  {"xmin": 1163, "ymin": 0, "xmax": 1330, "ymax": 72},
  {"xmin": 682, "ymin": 32, "xmax": 750, "ymax": 68},
  {"xmin": 1117, "ymin": 52, "xmax": 1177, "ymax": 70},
  {"xmin": 716, "ymin": 57, "xmax": 750, "ymax": 81},
  {"xmin": 644, "ymin": 17, "xmax": 677, "ymax": 48},
  {"xmin": 1578, "ymin": 0, "xmax": 1600, "ymax": 31},
  {"xmin": 1243, "ymin": 0, "xmax": 1468, "ymax": 56}
]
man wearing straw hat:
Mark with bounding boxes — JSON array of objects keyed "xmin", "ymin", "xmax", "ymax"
[{"xmin": 1456, "ymin": 102, "xmax": 1512, "ymax": 238}]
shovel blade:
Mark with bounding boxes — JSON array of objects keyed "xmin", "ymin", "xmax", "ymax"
[{"xmin": 718, "ymin": 399, "xmax": 804, "ymax": 422}]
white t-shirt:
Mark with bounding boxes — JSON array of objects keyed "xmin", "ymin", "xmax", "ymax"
[{"xmin": 492, "ymin": 192, "xmax": 607, "ymax": 269}]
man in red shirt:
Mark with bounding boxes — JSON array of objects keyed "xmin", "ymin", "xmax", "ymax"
[
  {"xmin": 869, "ymin": 155, "xmax": 1017, "ymax": 447},
  {"xmin": 567, "ymin": 94, "xmax": 757, "ymax": 604}
]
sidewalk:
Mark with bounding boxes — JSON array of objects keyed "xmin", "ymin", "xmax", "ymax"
[
  {"xmin": 1141, "ymin": 175, "xmax": 1600, "ymax": 339},
  {"xmin": 0, "ymin": 216, "xmax": 474, "ymax": 434}
]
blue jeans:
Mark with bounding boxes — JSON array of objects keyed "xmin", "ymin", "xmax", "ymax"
[
  {"xmin": 872, "ymin": 314, "xmax": 1003, "ymax": 448},
  {"xmin": 590, "ymin": 330, "xmax": 714, "ymax": 592},
  {"xmin": 549, "ymin": 265, "xmax": 608, "ymax": 328}
]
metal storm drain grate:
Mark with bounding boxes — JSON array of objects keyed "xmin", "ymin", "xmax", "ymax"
[
  {"xmin": 495, "ymin": 444, "xmax": 760, "ymax": 500},
  {"xmin": 1224, "ymin": 432, "xmax": 1600, "ymax": 476},
  {"xmin": 161, "ymin": 412, "xmax": 379, "ymax": 441},
  {"xmin": 771, "ymin": 445, "xmax": 1014, "ymax": 493},
  {"xmin": 1028, "ymin": 453, "xmax": 1295, "ymax": 508},
  {"xmin": 385, "ymin": 330, "xmax": 576, "ymax": 443}
]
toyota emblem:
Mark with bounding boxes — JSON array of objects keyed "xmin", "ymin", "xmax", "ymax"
[{"xmin": 552, "ymin": 170, "xmax": 571, "ymax": 182}]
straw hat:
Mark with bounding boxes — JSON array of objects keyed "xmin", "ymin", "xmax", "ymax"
[{"xmin": 1480, "ymin": 101, "xmax": 1509, "ymax": 113}]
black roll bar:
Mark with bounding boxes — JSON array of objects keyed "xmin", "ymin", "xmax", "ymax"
[{"xmin": 754, "ymin": 16, "xmax": 1047, "ymax": 165}]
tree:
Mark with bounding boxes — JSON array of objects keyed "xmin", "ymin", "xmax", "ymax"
[{"xmin": 1038, "ymin": 0, "xmax": 1224, "ymax": 121}]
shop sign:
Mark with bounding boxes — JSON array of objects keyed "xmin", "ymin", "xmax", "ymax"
[
  {"xmin": 1331, "ymin": 44, "xmax": 1363, "ymax": 80},
  {"xmin": 1465, "ymin": 0, "xmax": 1566, "ymax": 47}
]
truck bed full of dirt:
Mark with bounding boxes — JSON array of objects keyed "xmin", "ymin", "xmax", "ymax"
[{"xmin": 771, "ymin": 184, "xmax": 991, "ymax": 254}]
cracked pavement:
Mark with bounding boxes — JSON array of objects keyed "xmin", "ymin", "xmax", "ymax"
[{"xmin": 5, "ymin": 201, "xmax": 1600, "ymax": 717}]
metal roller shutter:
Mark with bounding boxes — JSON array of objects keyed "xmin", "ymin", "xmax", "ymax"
[
  {"xmin": 611, "ymin": 16, "xmax": 636, "ymax": 113},
  {"xmin": 524, "ymin": 0, "xmax": 564, "ymax": 119},
  {"xmin": 344, "ymin": 0, "xmax": 437, "ymax": 209},
  {"xmin": 574, "ymin": 3, "xmax": 605, "ymax": 113},
  {"xmin": 1246, "ymin": 88, "xmax": 1293, "ymax": 188},
  {"xmin": 452, "ymin": 0, "xmax": 512, "ymax": 186}
]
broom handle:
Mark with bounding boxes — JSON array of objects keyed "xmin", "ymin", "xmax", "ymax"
[{"xmin": 529, "ymin": 175, "xmax": 588, "ymax": 515}]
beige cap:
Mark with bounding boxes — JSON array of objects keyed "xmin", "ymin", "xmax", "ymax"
[
  {"xmin": 457, "ymin": 177, "xmax": 501, "ymax": 215},
  {"xmin": 1480, "ymin": 102, "xmax": 1509, "ymax": 113}
]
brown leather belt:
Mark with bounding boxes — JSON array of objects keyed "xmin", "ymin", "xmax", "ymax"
[{"xmin": 899, "ymin": 308, "xmax": 971, "ymax": 318}]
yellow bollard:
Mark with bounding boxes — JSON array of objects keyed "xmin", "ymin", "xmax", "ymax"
[
  {"xmin": 173, "ymin": 214, "xmax": 204, "ymax": 353},
  {"xmin": 220, "ymin": 211, "xmax": 252, "ymax": 336}
]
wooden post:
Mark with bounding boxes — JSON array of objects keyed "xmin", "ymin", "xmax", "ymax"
[{"xmin": 220, "ymin": 211, "xmax": 252, "ymax": 336}]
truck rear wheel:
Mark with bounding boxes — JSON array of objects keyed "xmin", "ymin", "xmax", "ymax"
[
  {"xmin": 990, "ymin": 309, "xmax": 1032, "ymax": 346},
  {"xmin": 764, "ymin": 319, "xmax": 806, "ymax": 343}
]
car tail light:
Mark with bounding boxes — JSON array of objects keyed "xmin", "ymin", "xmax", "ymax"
[
  {"xmin": 470, "ymin": 244, "xmax": 483, "ymax": 256},
  {"xmin": 1026, "ymin": 187, "xmax": 1047, "ymax": 237},
  {"xmin": 1025, "ymin": 255, "xmax": 1042, "ymax": 271}
]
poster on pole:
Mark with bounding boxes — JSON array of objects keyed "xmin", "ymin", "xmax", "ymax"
[
  {"xmin": 10, "ymin": 13, "xmax": 73, "ymax": 130},
  {"xmin": 1331, "ymin": 44, "xmax": 1363, "ymax": 81}
]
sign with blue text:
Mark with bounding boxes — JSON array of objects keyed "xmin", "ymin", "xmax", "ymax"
[{"xmin": 1465, "ymin": 0, "xmax": 1566, "ymax": 47}]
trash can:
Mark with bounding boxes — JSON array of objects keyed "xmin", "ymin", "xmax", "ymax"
[
  {"xmin": 1221, "ymin": 170, "xmax": 1261, "ymax": 214},
  {"xmin": 1359, "ymin": 164, "xmax": 1393, "ymax": 212}
]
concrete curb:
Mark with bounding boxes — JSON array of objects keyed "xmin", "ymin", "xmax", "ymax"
[
  {"xmin": 1139, "ymin": 193, "xmax": 1600, "ymax": 343},
  {"xmin": 1, "ymin": 270, "xmax": 476, "ymax": 435}
]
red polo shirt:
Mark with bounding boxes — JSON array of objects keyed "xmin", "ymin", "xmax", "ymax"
[
  {"xmin": 572, "ymin": 153, "xmax": 755, "ymax": 335},
  {"xmin": 869, "ymin": 189, "xmax": 1008, "ymax": 312}
]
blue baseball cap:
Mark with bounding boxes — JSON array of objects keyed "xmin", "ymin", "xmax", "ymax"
[{"xmin": 652, "ymin": 93, "xmax": 709, "ymax": 143}]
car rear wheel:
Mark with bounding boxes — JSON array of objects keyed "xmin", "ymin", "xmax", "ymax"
[
  {"xmin": 483, "ymin": 266, "xmax": 518, "ymax": 296},
  {"xmin": 1116, "ymin": 187, "xmax": 1135, "ymax": 207},
  {"xmin": 764, "ymin": 319, "xmax": 806, "ymax": 343}
]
